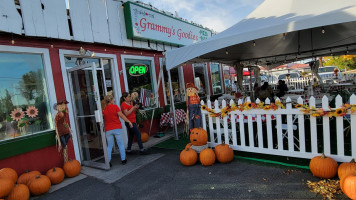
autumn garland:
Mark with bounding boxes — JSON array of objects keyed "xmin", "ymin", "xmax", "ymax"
[
  {"xmin": 201, "ymin": 100, "xmax": 285, "ymax": 118},
  {"xmin": 201, "ymin": 101, "xmax": 356, "ymax": 118}
]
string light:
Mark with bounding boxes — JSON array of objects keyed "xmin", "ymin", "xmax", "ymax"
[
  {"xmin": 283, "ymin": 33, "xmax": 286, "ymax": 40},
  {"xmin": 153, "ymin": 54, "xmax": 156, "ymax": 57},
  {"xmin": 140, "ymin": 51, "xmax": 143, "ymax": 55},
  {"xmin": 346, "ymin": 47, "xmax": 349, "ymax": 55},
  {"xmin": 50, "ymin": 44, "xmax": 54, "ymax": 48},
  {"xmin": 253, "ymin": 40, "xmax": 256, "ymax": 46},
  {"xmin": 11, "ymin": 34, "xmax": 14, "ymax": 44},
  {"xmin": 330, "ymin": 49, "xmax": 333, "ymax": 56},
  {"xmin": 104, "ymin": 48, "xmax": 107, "ymax": 51},
  {"xmin": 225, "ymin": 49, "xmax": 229, "ymax": 55},
  {"xmin": 322, "ymin": 27, "xmax": 325, "ymax": 34},
  {"xmin": 124, "ymin": 50, "xmax": 126, "ymax": 54}
]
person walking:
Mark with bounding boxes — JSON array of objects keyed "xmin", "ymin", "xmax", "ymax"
[
  {"xmin": 120, "ymin": 92, "xmax": 148, "ymax": 155},
  {"xmin": 102, "ymin": 94, "xmax": 133, "ymax": 167}
]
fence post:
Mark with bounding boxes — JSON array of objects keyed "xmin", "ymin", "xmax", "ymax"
[
  {"xmin": 201, "ymin": 100, "xmax": 207, "ymax": 131},
  {"xmin": 229, "ymin": 99, "xmax": 237, "ymax": 146},
  {"xmin": 350, "ymin": 94, "xmax": 356, "ymax": 158},
  {"xmin": 322, "ymin": 96, "xmax": 331, "ymax": 155},
  {"xmin": 256, "ymin": 98, "xmax": 263, "ymax": 148},
  {"xmin": 309, "ymin": 96, "xmax": 318, "ymax": 154},
  {"xmin": 297, "ymin": 97, "xmax": 306, "ymax": 152},
  {"xmin": 286, "ymin": 97, "xmax": 294, "ymax": 151},
  {"xmin": 275, "ymin": 97, "xmax": 283, "ymax": 150},
  {"xmin": 222, "ymin": 100, "xmax": 229, "ymax": 144},
  {"xmin": 214, "ymin": 100, "xmax": 222, "ymax": 144},
  {"xmin": 238, "ymin": 98, "xmax": 245, "ymax": 147},
  {"xmin": 207, "ymin": 100, "xmax": 214, "ymax": 144},
  {"xmin": 335, "ymin": 95, "xmax": 344, "ymax": 156}
]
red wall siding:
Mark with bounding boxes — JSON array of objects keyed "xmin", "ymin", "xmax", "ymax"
[
  {"xmin": 0, "ymin": 34, "xmax": 165, "ymax": 172},
  {"xmin": 182, "ymin": 64, "xmax": 195, "ymax": 86}
]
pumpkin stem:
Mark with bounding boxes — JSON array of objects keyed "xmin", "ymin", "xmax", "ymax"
[
  {"xmin": 185, "ymin": 148, "xmax": 190, "ymax": 151},
  {"xmin": 53, "ymin": 167, "xmax": 56, "ymax": 172},
  {"xmin": 320, "ymin": 153, "xmax": 327, "ymax": 159},
  {"xmin": 35, "ymin": 175, "xmax": 41, "ymax": 179},
  {"xmin": 350, "ymin": 158, "xmax": 355, "ymax": 163}
]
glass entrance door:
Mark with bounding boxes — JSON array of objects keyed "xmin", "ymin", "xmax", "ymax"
[{"xmin": 67, "ymin": 63, "xmax": 110, "ymax": 170}]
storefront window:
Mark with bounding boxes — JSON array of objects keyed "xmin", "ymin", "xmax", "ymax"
[
  {"xmin": 163, "ymin": 66, "xmax": 185, "ymax": 104},
  {"xmin": 124, "ymin": 58, "xmax": 156, "ymax": 108},
  {"xmin": 194, "ymin": 63, "xmax": 209, "ymax": 98},
  {"xmin": 223, "ymin": 65, "xmax": 231, "ymax": 93},
  {"xmin": 210, "ymin": 63, "xmax": 222, "ymax": 95},
  {"xmin": 0, "ymin": 52, "xmax": 53, "ymax": 141}
]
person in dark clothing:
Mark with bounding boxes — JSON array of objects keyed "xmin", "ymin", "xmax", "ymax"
[{"xmin": 276, "ymin": 80, "xmax": 288, "ymax": 98}]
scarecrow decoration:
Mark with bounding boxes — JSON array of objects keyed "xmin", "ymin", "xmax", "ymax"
[
  {"xmin": 186, "ymin": 83, "xmax": 202, "ymax": 131},
  {"xmin": 54, "ymin": 99, "xmax": 72, "ymax": 162}
]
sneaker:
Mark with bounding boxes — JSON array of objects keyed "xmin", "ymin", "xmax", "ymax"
[
  {"xmin": 121, "ymin": 159, "xmax": 127, "ymax": 165},
  {"xmin": 109, "ymin": 162, "xmax": 112, "ymax": 167},
  {"xmin": 139, "ymin": 149, "xmax": 148, "ymax": 155},
  {"xmin": 126, "ymin": 150, "xmax": 133, "ymax": 155}
]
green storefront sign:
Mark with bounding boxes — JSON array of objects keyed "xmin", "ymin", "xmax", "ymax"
[{"xmin": 129, "ymin": 64, "xmax": 148, "ymax": 76}]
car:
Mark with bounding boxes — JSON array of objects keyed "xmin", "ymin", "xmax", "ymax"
[
  {"xmin": 277, "ymin": 72, "xmax": 300, "ymax": 80},
  {"xmin": 318, "ymin": 66, "xmax": 341, "ymax": 79}
]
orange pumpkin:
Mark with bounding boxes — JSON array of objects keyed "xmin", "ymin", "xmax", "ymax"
[
  {"xmin": 341, "ymin": 174, "xmax": 356, "ymax": 199},
  {"xmin": 46, "ymin": 167, "xmax": 65, "ymax": 185},
  {"xmin": 17, "ymin": 170, "xmax": 41, "ymax": 185},
  {"xmin": 338, "ymin": 158, "xmax": 356, "ymax": 180},
  {"xmin": 180, "ymin": 148, "xmax": 198, "ymax": 166},
  {"xmin": 190, "ymin": 128, "xmax": 208, "ymax": 146},
  {"xmin": 185, "ymin": 143, "xmax": 193, "ymax": 149},
  {"xmin": 141, "ymin": 132, "xmax": 149, "ymax": 143},
  {"xmin": 214, "ymin": 141, "xmax": 234, "ymax": 163},
  {"xmin": 7, "ymin": 184, "xmax": 30, "ymax": 200},
  {"xmin": 0, "ymin": 168, "xmax": 18, "ymax": 184},
  {"xmin": 28, "ymin": 175, "xmax": 51, "ymax": 196},
  {"xmin": 0, "ymin": 178, "xmax": 14, "ymax": 198},
  {"xmin": 200, "ymin": 148, "xmax": 215, "ymax": 166},
  {"xmin": 63, "ymin": 159, "xmax": 81, "ymax": 177},
  {"xmin": 309, "ymin": 153, "xmax": 338, "ymax": 179}
]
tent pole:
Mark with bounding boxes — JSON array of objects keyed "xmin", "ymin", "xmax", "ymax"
[{"xmin": 168, "ymin": 69, "xmax": 179, "ymax": 140}]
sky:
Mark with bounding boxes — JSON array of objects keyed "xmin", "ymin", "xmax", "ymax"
[{"xmin": 138, "ymin": 0, "xmax": 264, "ymax": 33}]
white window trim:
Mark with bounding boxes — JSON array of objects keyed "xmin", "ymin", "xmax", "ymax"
[
  {"xmin": 59, "ymin": 50, "xmax": 123, "ymax": 160},
  {"xmin": 209, "ymin": 63, "xmax": 223, "ymax": 95},
  {"xmin": 0, "ymin": 45, "xmax": 57, "ymax": 133},
  {"xmin": 120, "ymin": 55, "xmax": 158, "ymax": 109}
]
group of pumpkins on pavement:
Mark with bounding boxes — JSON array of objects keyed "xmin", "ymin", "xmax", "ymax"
[
  {"xmin": 0, "ymin": 159, "xmax": 81, "ymax": 200},
  {"xmin": 181, "ymin": 127, "xmax": 356, "ymax": 199}
]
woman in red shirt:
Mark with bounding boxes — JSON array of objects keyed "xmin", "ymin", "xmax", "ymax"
[
  {"xmin": 120, "ymin": 92, "xmax": 147, "ymax": 155},
  {"xmin": 102, "ymin": 94, "xmax": 133, "ymax": 167}
]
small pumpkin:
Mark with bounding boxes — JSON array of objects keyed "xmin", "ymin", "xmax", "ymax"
[
  {"xmin": 141, "ymin": 132, "xmax": 149, "ymax": 143},
  {"xmin": 63, "ymin": 159, "xmax": 81, "ymax": 177},
  {"xmin": 180, "ymin": 148, "xmax": 198, "ymax": 166},
  {"xmin": 338, "ymin": 158, "xmax": 356, "ymax": 180},
  {"xmin": 341, "ymin": 174, "xmax": 356, "ymax": 199},
  {"xmin": 214, "ymin": 141, "xmax": 234, "ymax": 163},
  {"xmin": 28, "ymin": 175, "xmax": 51, "ymax": 196},
  {"xmin": 190, "ymin": 128, "xmax": 208, "ymax": 146},
  {"xmin": 0, "ymin": 168, "xmax": 18, "ymax": 184},
  {"xmin": 46, "ymin": 167, "xmax": 65, "ymax": 185},
  {"xmin": 17, "ymin": 170, "xmax": 41, "ymax": 185},
  {"xmin": 0, "ymin": 178, "xmax": 14, "ymax": 198},
  {"xmin": 185, "ymin": 143, "xmax": 192, "ymax": 149},
  {"xmin": 199, "ymin": 148, "xmax": 216, "ymax": 166},
  {"xmin": 7, "ymin": 184, "xmax": 30, "ymax": 200},
  {"xmin": 309, "ymin": 153, "xmax": 338, "ymax": 179}
]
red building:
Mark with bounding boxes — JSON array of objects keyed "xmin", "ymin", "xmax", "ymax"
[{"xmin": 0, "ymin": 0, "xmax": 225, "ymax": 172}]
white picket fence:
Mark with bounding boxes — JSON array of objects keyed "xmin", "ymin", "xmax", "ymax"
[{"xmin": 201, "ymin": 94, "xmax": 356, "ymax": 162}]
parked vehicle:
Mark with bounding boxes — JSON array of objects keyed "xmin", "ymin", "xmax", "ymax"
[
  {"xmin": 212, "ymin": 81, "xmax": 222, "ymax": 94},
  {"xmin": 318, "ymin": 66, "xmax": 341, "ymax": 80},
  {"xmin": 277, "ymin": 72, "xmax": 300, "ymax": 80}
]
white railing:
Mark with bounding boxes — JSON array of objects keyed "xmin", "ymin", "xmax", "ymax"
[{"xmin": 201, "ymin": 94, "xmax": 356, "ymax": 162}]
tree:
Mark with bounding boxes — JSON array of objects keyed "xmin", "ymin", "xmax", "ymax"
[{"xmin": 323, "ymin": 55, "xmax": 356, "ymax": 70}]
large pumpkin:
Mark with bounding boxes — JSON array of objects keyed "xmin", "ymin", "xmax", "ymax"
[
  {"xmin": 309, "ymin": 153, "xmax": 338, "ymax": 179},
  {"xmin": 341, "ymin": 174, "xmax": 356, "ymax": 200},
  {"xmin": 190, "ymin": 128, "xmax": 208, "ymax": 146},
  {"xmin": 200, "ymin": 148, "xmax": 216, "ymax": 166},
  {"xmin": 141, "ymin": 132, "xmax": 149, "ymax": 143},
  {"xmin": 338, "ymin": 158, "xmax": 356, "ymax": 180},
  {"xmin": 46, "ymin": 167, "xmax": 65, "ymax": 185},
  {"xmin": 180, "ymin": 148, "xmax": 198, "ymax": 166},
  {"xmin": 0, "ymin": 168, "xmax": 18, "ymax": 184},
  {"xmin": 63, "ymin": 159, "xmax": 81, "ymax": 177},
  {"xmin": 214, "ymin": 141, "xmax": 234, "ymax": 163},
  {"xmin": 7, "ymin": 184, "xmax": 30, "ymax": 200},
  {"xmin": 28, "ymin": 175, "xmax": 51, "ymax": 196},
  {"xmin": 17, "ymin": 170, "xmax": 41, "ymax": 185},
  {"xmin": 0, "ymin": 178, "xmax": 14, "ymax": 198}
]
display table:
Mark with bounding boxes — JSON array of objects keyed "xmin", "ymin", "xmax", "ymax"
[{"xmin": 160, "ymin": 109, "xmax": 186, "ymax": 128}]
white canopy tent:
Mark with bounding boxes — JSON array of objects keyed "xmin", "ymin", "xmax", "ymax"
[
  {"xmin": 164, "ymin": 0, "xmax": 356, "ymax": 139},
  {"xmin": 166, "ymin": 0, "xmax": 356, "ymax": 70}
]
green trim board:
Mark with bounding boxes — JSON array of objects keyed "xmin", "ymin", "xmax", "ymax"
[
  {"xmin": 0, "ymin": 130, "xmax": 56, "ymax": 160},
  {"xmin": 123, "ymin": 1, "xmax": 212, "ymax": 46}
]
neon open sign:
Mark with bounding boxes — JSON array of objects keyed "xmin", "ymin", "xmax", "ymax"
[{"xmin": 129, "ymin": 64, "xmax": 148, "ymax": 76}]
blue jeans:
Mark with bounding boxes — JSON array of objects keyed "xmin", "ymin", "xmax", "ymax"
[
  {"xmin": 125, "ymin": 122, "xmax": 144, "ymax": 151},
  {"xmin": 105, "ymin": 129, "xmax": 125, "ymax": 161}
]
